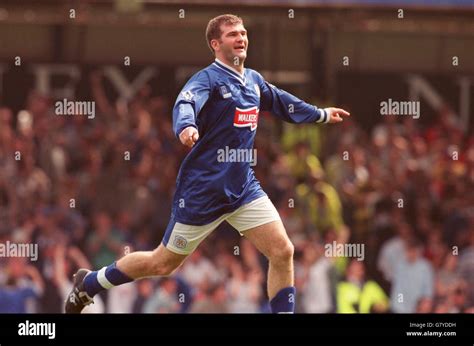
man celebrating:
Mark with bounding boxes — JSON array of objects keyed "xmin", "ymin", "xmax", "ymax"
[{"xmin": 65, "ymin": 14, "xmax": 350, "ymax": 314}]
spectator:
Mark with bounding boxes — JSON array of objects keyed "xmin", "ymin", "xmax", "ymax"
[
  {"xmin": 143, "ymin": 278, "xmax": 180, "ymax": 313},
  {"xmin": 377, "ymin": 222, "xmax": 413, "ymax": 282},
  {"xmin": 227, "ymin": 260, "xmax": 262, "ymax": 313},
  {"xmin": 53, "ymin": 243, "xmax": 105, "ymax": 313},
  {"xmin": 337, "ymin": 259, "xmax": 389, "ymax": 313},
  {"xmin": 390, "ymin": 238, "xmax": 434, "ymax": 313},
  {"xmin": 190, "ymin": 283, "xmax": 228, "ymax": 313},
  {"xmin": 458, "ymin": 230, "xmax": 474, "ymax": 307},
  {"xmin": 86, "ymin": 211, "xmax": 124, "ymax": 269},
  {"xmin": 300, "ymin": 241, "xmax": 335, "ymax": 313},
  {"xmin": 0, "ymin": 258, "xmax": 44, "ymax": 313},
  {"xmin": 132, "ymin": 279, "xmax": 154, "ymax": 313},
  {"xmin": 180, "ymin": 248, "xmax": 220, "ymax": 293}
]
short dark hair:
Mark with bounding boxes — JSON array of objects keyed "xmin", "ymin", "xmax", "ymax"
[
  {"xmin": 406, "ymin": 236, "xmax": 422, "ymax": 250},
  {"xmin": 205, "ymin": 14, "xmax": 243, "ymax": 54}
]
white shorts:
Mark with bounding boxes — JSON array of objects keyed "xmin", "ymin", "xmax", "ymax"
[{"xmin": 162, "ymin": 196, "xmax": 281, "ymax": 255}]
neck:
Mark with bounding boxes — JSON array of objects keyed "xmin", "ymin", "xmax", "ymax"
[{"xmin": 215, "ymin": 57, "xmax": 244, "ymax": 75}]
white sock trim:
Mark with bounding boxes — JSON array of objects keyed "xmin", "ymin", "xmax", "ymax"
[{"xmin": 97, "ymin": 267, "xmax": 114, "ymax": 289}]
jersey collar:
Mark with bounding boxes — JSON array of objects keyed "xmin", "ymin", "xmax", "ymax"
[{"xmin": 213, "ymin": 58, "xmax": 246, "ymax": 85}]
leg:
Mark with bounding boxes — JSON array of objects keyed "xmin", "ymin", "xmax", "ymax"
[
  {"xmin": 242, "ymin": 220, "xmax": 294, "ymax": 300},
  {"xmin": 117, "ymin": 243, "xmax": 187, "ymax": 279},
  {"xmin": 226, "ymin": 196, "xmax": 295, "ymax": 313},
  {"xmin": 66, "ymin": 215, "xmax": 225, "ymax": 313},
  {"xmin": 65, "ymin": 244, "xmax": 188, "ymax": 313},
  {"xmin": 84, "ymin": 214, "xmax": 225, "ymax": 298},
  {"xmin": 84, "ymin": 243, "xmax": 188, "ymax": 298}
]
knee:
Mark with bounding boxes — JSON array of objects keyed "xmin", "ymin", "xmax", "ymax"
[{"xmin": 268, "ymin": 241, "xmax": 294, "ymax": 265}]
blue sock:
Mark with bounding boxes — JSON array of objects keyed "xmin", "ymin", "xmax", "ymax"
[
  {"xmin": 83, "ymin": 262, "xmax": 133, "ymax": 298},
  {"xmin": 270, "ymin": 286, "xmax": 296, "ymax": 313}
]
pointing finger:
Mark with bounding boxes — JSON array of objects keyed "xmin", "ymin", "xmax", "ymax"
[{"xmin": 335, "ymin": 108, "xmax": 350, "ymax": 117}]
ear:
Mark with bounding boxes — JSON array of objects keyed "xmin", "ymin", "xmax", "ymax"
[{"xmin": 211, "ymin": 39, "xmax": 220, "ymax": 52}]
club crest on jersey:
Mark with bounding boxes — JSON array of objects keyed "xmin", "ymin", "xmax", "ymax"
[
  {"xmin": 181, "ymin": 90, "xmax": 194, "ymax": 101},
  {"xmin": 234, "ymin": 106, "xmax": 259, "ymax": 131},
  {"xmin": 220, "ymin": 86, "xmax": 232, "ymax": 99}
]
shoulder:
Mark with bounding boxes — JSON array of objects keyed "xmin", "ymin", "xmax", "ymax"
[
  {"xmin": 245, "ymin": 68, "xmax": 264, "ymax": 82},
  {"xmin": 418, "ymin": 258, "xmax": 434, "ymax": 272},
  {"xmin": 365, "ymin": 280, "xmax": 383, "ymax": 291},
  {"xmin": 20, "ymin": 286, "xmax": 38, "ymax": 298},
  {"xmin": 394, "ymin": 257, "xmax": 407, "ymax": 272},
  {"xmin": 188, "ymin": 67, "xmax": 212, "ymax": 83},
  {"xmin": 337, "ymin": 281, "xmax": 355, "ymax": 291},
  {"xmin": 181, "ymin": 67, "xmax": 215, "ymax": 93},
  {"xmin": 190, "ymin": 63, "xmax": 228, "ymax": 86},
  {"xmin": 246, "ymin": 69, "xmax": 278, "ymax": 91},
  {"xmin": 383, "ymin": 237, "xmax": 403, "ymax": 251}
]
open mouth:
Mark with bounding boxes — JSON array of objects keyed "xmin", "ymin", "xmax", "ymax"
[{"xmin": 234, "ymin": 46, "xmax": 246, "ymax": 51}]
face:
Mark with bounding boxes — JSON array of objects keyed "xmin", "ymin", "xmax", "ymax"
[
  {"xmin": 212, "ymin": 23, "xmax": 248, "ymax": 65},
  {"xmin": 8, "ymin": 258, "xmax": 26, "ymax": 278},
  {"xmin": 347, "ymin": 260, "xmax": 365, "ymax": 281},
  {"xmin": 406, "ymin": 246, "xmax": 419, "ymax": 262},
  {"xmin": 95, "ymin": 212, "xmax": 112, "ymax": 232}
]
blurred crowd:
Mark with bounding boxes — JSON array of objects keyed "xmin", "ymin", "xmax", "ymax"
[{"xmin": 0, "ymin": 70, "xmax": 473, "ymax": 313}]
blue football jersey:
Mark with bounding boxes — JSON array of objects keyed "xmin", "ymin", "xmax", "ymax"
[{"xmin": 171, "ymin": 58, "xmax": 328, "ymax": 225}]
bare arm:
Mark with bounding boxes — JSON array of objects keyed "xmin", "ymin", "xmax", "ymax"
[
  {"xmin": 90, "ymin": 70, "xmax": 116, "ymax": 116},
  {"xmin": 25, "ymin": 265, "xmax": 45, "ymax": 296},
  {"xmin": 68, "ymin": 246, "xmax": 92, "ymax": 269}
]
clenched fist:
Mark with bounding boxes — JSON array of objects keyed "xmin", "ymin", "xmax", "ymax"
[{"xmin": 179, "ymin": 126, "xmax": 200, "ymax": 148}]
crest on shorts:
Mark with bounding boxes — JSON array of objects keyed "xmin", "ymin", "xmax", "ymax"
[{"xmin": 173, "ymin": 235, "xmax": 187, "ymax": 249}]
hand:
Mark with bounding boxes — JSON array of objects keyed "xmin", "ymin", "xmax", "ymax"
[
  {"xmin": 89, "ymin": 70, "xmax": 102, "ymax": 85},
  {"xmin": 324, "ymin": 107, "xmax": 350, "ymax": 123},
  {"xmin": 179, "ymin": 126, "xmax": 199, "ymax": 147},
  {"xmin": 24, "ymin": 264, "xmax": 40, "ymax": 279}
]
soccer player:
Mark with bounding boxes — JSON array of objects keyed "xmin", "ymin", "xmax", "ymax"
[{"xmin": 65, "ymin": 14, "xmax": 350, "ymax": 314}]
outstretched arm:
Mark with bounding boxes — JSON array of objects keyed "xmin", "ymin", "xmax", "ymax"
[{"xmin": 257, "ymin": 73, "xmax": 350, "ymax": 124}]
